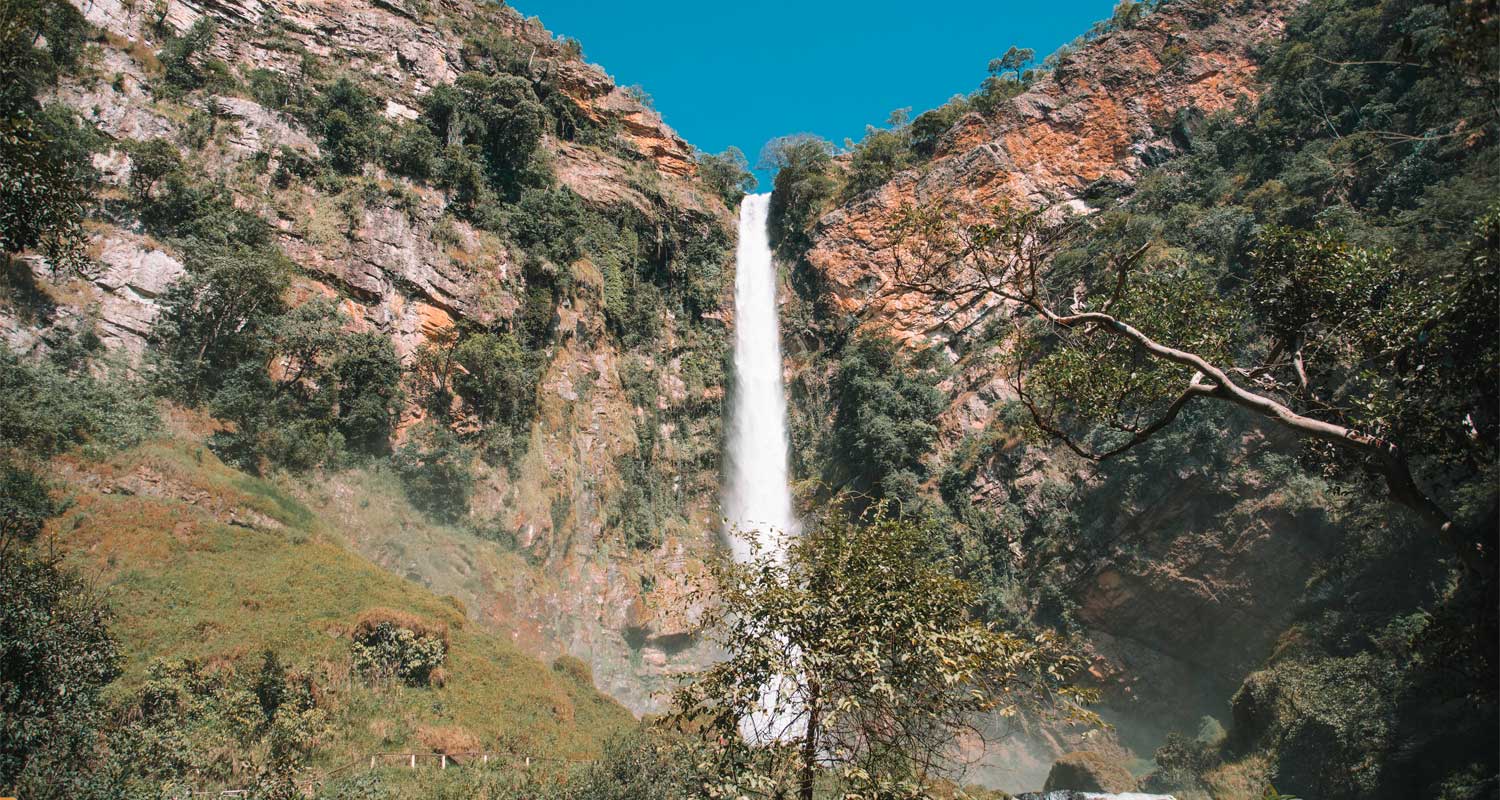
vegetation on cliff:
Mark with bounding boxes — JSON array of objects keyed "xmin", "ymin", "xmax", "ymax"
[{"xmin": 779, "ymin": 0, "xmax": 1497, "ymax": 795}]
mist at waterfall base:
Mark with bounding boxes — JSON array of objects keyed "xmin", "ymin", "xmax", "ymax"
[{"xmin": 722, "ymin": 193, "xmax": 802, "ymax": 743}]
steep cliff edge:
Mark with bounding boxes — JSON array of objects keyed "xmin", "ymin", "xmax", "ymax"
[
  {"xmin": 4, "ymin": 0, "xmax": 735, "ymax": 716},
  {"xmin": 788, "ymin": 0, "xmax": 1317, "ymax": 768},
  {"xmin": 806, "ymin": 0, "xmax": 1294, "ymax": 349}
]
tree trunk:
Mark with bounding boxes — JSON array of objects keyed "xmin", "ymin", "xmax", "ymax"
[{"xmin": 798, "ymin": 679, "xmax": 821, "ymax": 800}]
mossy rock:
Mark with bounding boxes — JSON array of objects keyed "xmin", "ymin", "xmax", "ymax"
[{"xmin": 1043, "ymin": 750, "xmax": 1137, "ymax": 792}]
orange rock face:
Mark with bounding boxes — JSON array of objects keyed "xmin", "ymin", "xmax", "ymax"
[{"xmin": 806, "ymin": 0, "xmax": 1297, "ymax": 348}]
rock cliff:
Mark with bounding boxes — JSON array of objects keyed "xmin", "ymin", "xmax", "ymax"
[
  {"xmin": 5, "ymin": 0, "xmax": 733, "ymax": 713},
  {"xmin": 790, "ymin": 0, "xmax": 1318, "ymax": 763}
]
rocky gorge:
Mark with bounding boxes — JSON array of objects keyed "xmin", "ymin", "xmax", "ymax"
[{"xmin": 2, "ymin": 0, "xmax": 1495, "ymax": 796}]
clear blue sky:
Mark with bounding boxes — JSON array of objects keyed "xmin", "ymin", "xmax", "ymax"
[{"xmin": 511, "ymin": 0, "xmax": 1120, "ymax": 187}]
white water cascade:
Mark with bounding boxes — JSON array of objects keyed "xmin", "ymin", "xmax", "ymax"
[
  {"xmin": 723, "ymin": 192, "xmax": 800, "ymax": 559},
  {"xmin": 723, "ymin": 192, "xmax": 802, "ymax": 743}
]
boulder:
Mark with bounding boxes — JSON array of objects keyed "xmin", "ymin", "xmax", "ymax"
[{"xmin": 1043, "ymin": 751, "xmax": 1137, "ymax": 793}]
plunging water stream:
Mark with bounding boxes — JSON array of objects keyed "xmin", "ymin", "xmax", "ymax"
[
  {"xmin": 723, "ymin": 193, "xmax": 799, "ymax": 559},
  {"xmin": 723, "ymin": 192, "xmax": 801, "ymax": 742}
]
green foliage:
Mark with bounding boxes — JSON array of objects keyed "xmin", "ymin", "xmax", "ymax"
[
  {"xmin": 0, "ymin": 338, "xmax": 158, "ymax": 460},
  {"xmin": 394, "ymin": 424, "xmax": 475, "ymax": 523},
  {"xmin": 334, "ymin": 332, "xmax": 405, "ymax": 456},
  {"xmin": 568, "ymin": 727, "xmax": 704, "ymax": 800},
  {"xmin": 313, "ymin": 77, "xmax": 380, "ymax": 174},
  {"xmin": 508, "ymin": 186, "xmax": 587, "ymax": 265},
  {"xmin": 150, "ymin": 244, "xmax": 291, "ymax": 405},
  {"xmin": 134, "ymin": 157, "xmax": 271, "ymax": 247},
  {"xmin": 909, "ymin": 96, "xmax": 972, "ymax": 158},
  {"xmin": 829, "ymin": 334, "xmax": 947, "ymax": 508},
  {"xmin": 158, "ymin": 18, "xmax": 235, "ymax": 95},
  {"xmin": 350, "ymin": 620, "xmax": 448, "ymax": 687},
  {"xmin": 125, "ymin": 137, "xmax": 181, "ymax": 202},
  {"xmin": 972, "ymin": 46, "xmax": 1036, "ymax": 115},
  {"xmin": 696, "ymin": 146, "xmax": 757, "ymax": 207},
  {"xmin": 841, "ymin": 119, "xmax": 913, "ymax": 201},
  {"xmin": 0, "ymin": 550, "xmax": 120, "ymax": 799},
  {"xmin": 452, "ymin": 330, "xmax": 539, "ymax": 463},
  {"xmin": 761, "ymin": 134, "xmax": 836, "ymax": 254},
  {"xmin": 0, "ymin": 460, "xmax": 52, "ymax": 544},
  {"xmin": 106, "ymin": 656, "xmax": 326, "ymax": 794},
  {"xmin": 0, "ymin": 0, "xmax": 93, "ymax": 274},
  {"xmin": 423, "ymin": 72, "xmax": 549, "ymax": 202},
  {"xmin": 207, "ymin": 299, "xmax": 349, "ymax": 472},
  {"xmin": 674, "ymin": 506, "xmax": 1095, "ymax": 798}
]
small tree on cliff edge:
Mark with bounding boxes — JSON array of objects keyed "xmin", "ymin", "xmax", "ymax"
[{"xmin": 671, "ymin": 505, "xmax": 1096, "ymax": 800}]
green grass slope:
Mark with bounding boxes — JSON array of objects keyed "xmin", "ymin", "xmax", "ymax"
[{"xmin": 48, "ymin": 431, "xmax": 635, "ymax": 778}]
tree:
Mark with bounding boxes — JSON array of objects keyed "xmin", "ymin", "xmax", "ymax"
[
  {"xmin": 829, "ymin": 334, "xmax": 947, "ymax": 508},
  {"xmin": 759, "ymin": 135, "xmax": 835, "ymax": 253},
  {"xmin": 672, "ymin": 506, "xmax": 1095, "ymax": 800},
  {"xmin": 697, "ymin": 146, "xmax": 757, "ymax": 207},
  {"xmin": 987, "ymin": 47, "xmax": 1035, "ymax": 83},
  {"xmin": 334, "ymin": 331, "xmax": 404, "ymax": 456},
  {"xmin": 842, "ymin": 122, "xmax": 913, "ymax": 201},
  {"xmin": 0, "ymin": 0, "xmax": 92, "ymax": 275},
  {"xmin": 888, "ymin": 197, "xmax": 1496, "ymax": 577},
  {"xmin": 0, "ymin": 549, "xmax": 121, "ymax": 798},
  {"xmin": 150, "ymin": 245, "xmax": 291, "ymax": 405}
]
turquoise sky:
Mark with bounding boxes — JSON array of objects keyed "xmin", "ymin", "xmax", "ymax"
[{"xmin": 512, "ymin": 0, "xmax": 1120, "ymax": 186}]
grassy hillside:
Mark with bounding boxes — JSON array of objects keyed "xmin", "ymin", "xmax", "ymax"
[{"xmin": 49, "ymin": 423, "xmax": 634, "ymax": 781}]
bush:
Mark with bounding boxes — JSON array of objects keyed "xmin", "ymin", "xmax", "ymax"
[
  {"xmin": 150, "ymin": 244, "xmax": 291, "ymax": 405},
  {"xmin": 829, "ymin": 334, "xmax": 947, "ymax": 506},
  {"xmin": 158, "ymin": 18, "xmax": 233, "ymax": 95},
  {"xmin": 349, "ymin": 610, "xmax": 448, "ymax": 687},
  {"xmin": 0, "ymin": 460, "xmax": 53, "ymax": 544},
  {"xmin": 312, "ymin": 77, "xmax": 380, "ymax": 174},
  {"xmin": 0, "ymin": 339, "xmax": 158, "ymax": 459},
  {"xmin": 423, "ymin": 73, "xmax": 549, "ymax": 201},
  {"xmin": 334, "ymin": 331, "xmax": 405, "ymax": 456},
  {"xmin": 0, "ymin": 550, "xmax": 121, "ymax": 797},
  {"xmin": 842, "ymin": 122, "xmax": 912, "ymax": 200},
  {"xmin": 508, "ymin": 186, "xmax": 587, "ymax": 265},
  {"xmin": 909, "ymin": 95, "xmax": 972, "ymax": 158},
  {"xmin": 451, "ymin": 330, "xmax": 538, "ymax": 463},
  {"xmin": 394, "ymin": 424, "xmax": 474, "ymax": 523}
]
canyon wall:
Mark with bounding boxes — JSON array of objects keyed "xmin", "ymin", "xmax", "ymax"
[
  {"xmin": 791, "ymin": 0, "xmax": 1323, "ymax": 756},
  {"xmin": 4, "ymin": 0, "xmax": 732, "ymax": 713}
]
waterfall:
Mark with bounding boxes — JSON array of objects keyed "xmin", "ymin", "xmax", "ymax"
[
  {"xmin": 723, "ymin": 192, "xmax": 799, "ymax": 559},
  {"xmin": 723, "ymin": 192, "xmax": 801, "ymax": 744}
]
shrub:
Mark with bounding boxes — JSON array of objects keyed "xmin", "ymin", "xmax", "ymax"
[
  {"xmin": 0, "ymin": 339, "xmax": 158, "ymax": 458},
  {"xmin": 150, "ymin": 244, "xmax": 291, "ymax": 405},
  {"xmin": 158, "ymin": 18, "xmax": 233, "ymax": 95},
  {"xmin": 349, "ymin": 610, "xmax": 448, "ymax": 687},
  {"xmin": 508, "ymin": 186, "xmax": 587, "ymax": 265},
  {"xmin": 312, "ymin": 77, "xmax": 380, "ymax": 174},
  {"xmin": 423, "ymin": 73, "xmax": 549, "ymax": 200},
  {"xmin": 909, "ymin": 95, "xmax": 971, "ymax": 157},
  {"xmin": 394, "ymin": 424, "xmax": 474, "ymax": 523},
  {"xmin": 829, "ymin": 334, "xmax": 947, "ymax": 507},
  {"xmin": 0, "ymin": 460, "xmax": 53, "ymax": 544},
  {"xmin": 841, "ymin": 122, "xmax": 912, "ymax": 200},
  {"xmin": 0, "ymin": 550, "xmax": 121, "ymax": 797},
  {"xmin": 126, "ymin": 137, "xmax": 181, "ymax": 202},
  {"xmin": 451, "ymin": 330, "xmax": 538, "ymax": 463},
  {"xmin": 334, "ymin": 331, "xmax": 405, "ymax": 456}
]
